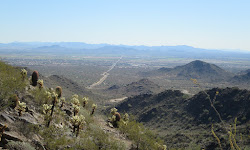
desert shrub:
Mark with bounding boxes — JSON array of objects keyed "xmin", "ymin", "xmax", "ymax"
[
  {"xmin": 14, "ymin": 122, "xmax": 40, "ymax": 139},
  {"xmin": 0, "ymin": 61, "xmax": 27, "ymax": 110},
  {"xmin": 39, "ymin": 125, "xmax": 71, "ymax": 150},
  {"xmin": 31, "ymin": 87, "xmax": 50, "ymax": 106},
  {"xmin": 119, "ymin": 119, "xmax": 164, "ymax": 150},
  {"xmin": 69, "ymin": 136, "xmax": 99, "ymax": 150},
  {"xmin": 86, "ymin": 124, "xmax": 126, "ymax": 150},
  {"xmin": 6, "ymin": 141, "xmax": 35, "ymax": 150}
]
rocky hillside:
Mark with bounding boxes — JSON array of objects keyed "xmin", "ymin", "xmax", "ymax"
[
  {"xmin": 0, "ymin": 60, "xmax": 166, "ymax": 150},
  {"xmin": 44, "ymin": 75, "xmax": 103, "ymax": 101},
  {"xmin": 105, "ymin": 78, "xmax": 162, "ymax": 98},
  {"xmin": 187, "ymin": 87, "xmax": 250, "ymax": 124},
  {"xmin": 115, "ymin": 87, "xmax": 250, "ymax": 149},
  {"xmin": 231, "ymin": 72, "xmax": 250, "ymax": 84}
]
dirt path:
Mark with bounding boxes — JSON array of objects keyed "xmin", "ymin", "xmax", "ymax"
[
  {"xmin": 109, "ymin": 97, "xmax": 128, "ymax": 103},
  {"xmin": 87, "ymin": 56, "xmax": 123, "ymax": 89},
  {"xmin": 95, "ymin": 116, "xmax": 132, "ymax": 150}
]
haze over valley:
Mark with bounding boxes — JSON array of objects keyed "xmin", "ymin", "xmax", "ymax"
[{"xmin": 1, "ymin": 1, "xmax": 250, "ymax": 149}]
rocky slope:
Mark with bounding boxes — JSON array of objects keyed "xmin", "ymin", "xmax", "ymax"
[
  {"xmin": 115, "ymin": 87, "xmax": 250, "ymax": 149},
  {"xmin": 105, "ymin": 78, "xmax": 162, "ymax": 98}
]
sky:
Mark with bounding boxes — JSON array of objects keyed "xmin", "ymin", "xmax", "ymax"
[{"xmin": 0, "ymin": 0, "xmax": 250, "ymax": 51}]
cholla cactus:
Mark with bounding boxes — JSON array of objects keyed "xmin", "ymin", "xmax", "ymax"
[
  {"xmin": 46, "ymin": 91, "xmax": 52, "ymax": 99},
  {"xmin": 47, "ymin": 92, "xmax": 58, "ymax": 127},
  {"xmin": 45, "ymin": 91, "xmax": 52, "ymax": 103},
  {"xmin": 31, "ymin": 71, "xmax": 39, "ymax": 86},
  {"xmin": 111, "ymin": 115, "xmax": 116, "ymax": 122},
  {"xmin": 43, "ymin": 104, "xmax": 52, "ymax": 122},
  {"xmin": 91, "ymin": 104, "xmax": 97, "ymax": 115},
  {"xmin": 16, "ymin": 101, "xmax": 26, "ymax": 116},
  {"xmin": 37, "ymin": 79, "xmax": 44, "ymax": 89},
  {"xmin": 71, "ymin": 96, "xmax": 80, "ymax": 106},
  {"xmin": 155, "ymin": 143, "xmax": 167, "ymax": 150},
  {"xmin": 70, "ymin": 115, "xmax": 85, "ymax": 137},
  {"xmin": 0, "ymin": 125, "xmax": 8, "ymax": 142},
  {"xmin": 60, "ymin": 97, "xmax": 66, "ymax": 108},
  {"xmin": 21, "ymin": 69, "xmax": 27, "ymax": 80},
  {"xmin": 55, "ymin": 86, "xmax": 62, "ymax": 98},
  {"xmin": 111, "ymin": 108, "xmax": 118, "ymax": 115},
  {"xmin": 72, "ymin": 94, "xmax": 78, "ymax": 99},
  {"xmin": 82, "ymin": 97, "xmax": 89, "ymax": 107},
  {"xmin": 51, "ymin": 92, "xmax": 58, "ymax": 103},
  {"xmin": 43, "ymin": 104, "xmax": 52, "ymax": 115},
  {"xmin": 72, "ymin": 104, "xmax": 80, "ymax": 116},
  {"xmin": 109, "ymin": 108, "xmax": 121, "ymax": 128},
  {"xmin": 123, "ymin": 113, "xmax": 129, "ymax": 122},
  {"xmin": 122, "ymin": 113, "xmax": 129, "ymax": 125}
]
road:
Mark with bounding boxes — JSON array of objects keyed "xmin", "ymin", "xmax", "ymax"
[{"xmin": 87, "ymin": 56, "xmax": 123, "ymax": 89}]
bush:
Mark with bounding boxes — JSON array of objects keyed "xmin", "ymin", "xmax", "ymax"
[
  {"xmin": 0, "ymin": 61, "xmax": 27, "ymax": 110},
  {"xmin": 118, "ymin": 119, "xmax": 164, "ymax": 150}
]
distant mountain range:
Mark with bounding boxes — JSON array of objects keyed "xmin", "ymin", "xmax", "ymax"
[{"xmin": 1, "ymin": 42, "xmax": 250, "ymax": 59}]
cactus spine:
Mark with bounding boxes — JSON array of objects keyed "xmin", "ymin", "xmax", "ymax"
[{"xmin": 31, "ymin": 71, "xmax": 39, "ymax": 86}]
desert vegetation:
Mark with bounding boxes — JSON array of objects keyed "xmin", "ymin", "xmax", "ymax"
[
  {"xmin": 1, "ymin": 55, "xmax": 250, "ymax": 149},
  {"xmin": 0, "ymin": 60, "xmax": 169, "ymax": 150}
]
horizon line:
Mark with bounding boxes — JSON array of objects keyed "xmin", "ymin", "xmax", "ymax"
[{"xmin": 0, "ymin": 41, "xmax": 249, "ymax": 52}]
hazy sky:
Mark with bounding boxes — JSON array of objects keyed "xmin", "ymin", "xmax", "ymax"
[{"xmin": 1, "ymin": 0, "xmax": 250, "ymax": 51}]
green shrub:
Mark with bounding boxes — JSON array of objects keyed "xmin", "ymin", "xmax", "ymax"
[
  {"xmin": 0, "ymin": 61, "xmax": 26, "ymax": 110},
  {"xmin": 118, "ymin": 119, "xmax": 164, "ymax": 150}
]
